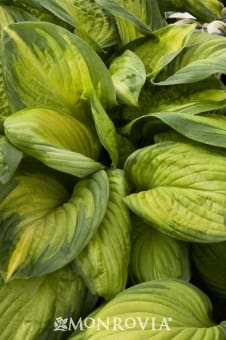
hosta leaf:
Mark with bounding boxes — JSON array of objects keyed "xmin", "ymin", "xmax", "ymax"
[
  {"xmin": 70, "ymin": 280, "xmax": 226, "ymax": 339},
  {"xmin": 154, "ymin": 35, "xmax": 226, "ymax": 85},
  {"xmin": 0, "ymin": 169, "xmax": 109, "ymax": 280},
  {"xmin": 154, "ymin": 130, "xmax": 197, "ymax": 144},
  {"xmin": 95, "ymin": 0, "xmax": 157, "ymax": 45},
  {"xmin": 158, "ymin": 0, "xmax": 223, "ymax": 22},
  {"xmin": 73, "ymin": 169, "xmax": 131, "ymax": 300},
  {"xmin": 4, "ymin": 108, "xmax": 103, "ymax": 178},
  {"xmin": 0, "ymin": 266, "xmax": 96, "ymax": 340},
  {"xmin": 0, "ymin": 5, "xmax": 37, "ymax": 121},
  {"xmin": 9, "ymin": 0, "xmax": 71, "ymax": 26},
  {"xmin": 154, "ymin": 112, "xmax": 226, "ymax": 149},
  {"xmin": 1, "ymin": 21, "xmax": 116, "ymax": 116},
  {"xmin": 36, "ymin": 0, "xmax": 118, "ymax": 48},
  {"xmin": 129, "ymin": 217, "xmax": 190, "ymax": 284},
  {"xmin": 90, "ymin": 93, "xmax": 118, "ymax": 167},
  {"xmin": 0, "ymin": 4, "xmax": 37, "ymax": 30},
  {"xmin": 122, "ymin": 78, "xmax": 226, "ymax": 121},
  {"xmin": 192, "ymin": 242, "xmax": 226, "ymax": 300},
  {"xmin": 134, "ymin": 23, "xmax": 196, "ymax": 77},
  {"xmin": 10, "ymin": 0, "xmax": 43, "ymax": 10},
  {"xmin": 119, "ymin": 114, "xmax": 165, "ymax": 145},
  {"xmin": 0, "ymin": 136, "xmax": 22, "ymax": 184},
  {"xmin": 109, "ymin": 49, "xmax": 146, "ymax": 106},
  {"xmin": 0, "ymin": 56, "xmax": 10, "ymax": 121},
  {"xmin": 124, "ymin": 141, "xmax": 226, "ymax": 242}
]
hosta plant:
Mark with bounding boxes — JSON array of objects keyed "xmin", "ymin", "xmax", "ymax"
[{"xmin": 0, "ymin": 0, "xmax": 226, "ymax": 338}]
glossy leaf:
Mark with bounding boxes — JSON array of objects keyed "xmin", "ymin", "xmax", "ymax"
[
  {"xmin": 1, "ymin": 21, "xmax": 116, "ymax": 116},
  {"xmin": 73, "ymin": 169, "xmax": 131, "ymax": 300},
  {"xmin": 129, "ymin": 217, "xmax": 190, "ymax": 283},
  {"xmin": 4, "ymin": 108, "xmax": 103, "ymax": 178},
  {"xmin": 71, "ymin": 280, "xmax": 226, "ymax": 339},
  {"xmin": 0, "ymin": 170, "xmax": 109, "ymax": 280},
  {"xmin": 124, "ymin": 141, "xmax": 226, "ymax": 242},
  {"xmin": 0, "ymin": 266, "xmax": 96, "ymax": 340},
  {"xmin": 109, "ymin": 49, "xmax": 146, "ymax": 106}
]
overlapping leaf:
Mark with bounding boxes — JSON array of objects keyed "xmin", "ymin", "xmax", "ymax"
[
  {"xmin": 1, "ymin": 21, "xmax": 116, "ymax": 115},
  {"xmin": 70, "ymin": 280, "xmax": 226, "ymax": 339},
  {"xmin": 153, "ymin": 112, "xmax": 226, "ymax": 149},
  {"xmin": 158, "ymin": 0, "xmax": 223, "ymax": 22},
  {"xmin": 124, "ymin": 141, "xmax": 226, "ymax": 242},
  {"xmin": 0, "ymin": 266, "xmax": 96, "ymax": 340},
  {"xmin": 122, "ymin": 78, "xmax": 226, "ymax": 121},
  {"xmin": 121, "ymin": 111, "xmax": 226, "ymax": 150},
  {"xmin": 0, "ymin": 169, "xmax": 109, "ymax": 280},
  {"xmin": 4, "ymin": 107, "xmax": 103, "ymax": 178},
  {"xmin": 90, "ymin": 94, "xmax": 118, "ymax": 167},
  {"xmin": 0, "ymin": 4, "xmax": 37, "ymax": 31},
  {"xmin": 0, "ymin": 136, "xmax": 22, "ymax": 184},
  {"xmin": 35, "ymin": 0, "xmax": 118, "ymax": 48},
  {"xmin": 96, "ymin": 0, "xmax": 163, "ymax": 45},
  {"xmin": 2, "ymin": 21, "xmax": 118, "ymax": 164},
  {"xmin": 8, "ymin": 0, "xmax": 70, "ymax": 26},
  {"xmin": 133, "ymin": 23, "xmax": 196, "ymax": 77},
  {"xmin": 154, "ymin": 35, "xmax": 226, "ymax": 85},
  {"xmin": 192, "ymin": 242, "xmax": 226, "ymax": 300},
  {"xmin": 73, "ymin": 169, "xmax": 131, "ymax": 300},
  {"xmin": 0, "ymin": 5, "xmax": 37, "ymax": 121},
  {"xmin": 109, "ymin": 49, "xmax": 146, "ymax": 106},
  {"xmin": 129, "ymin": 217, "xmax": 190, "ymax": 283}
]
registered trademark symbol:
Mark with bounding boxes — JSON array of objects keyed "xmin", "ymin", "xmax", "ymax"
[{"xmin": 168, "ymin": 317, "xmax": 173, "ymax": 322}]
